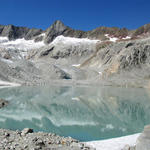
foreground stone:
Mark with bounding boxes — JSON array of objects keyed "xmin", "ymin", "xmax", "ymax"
[
  {"xmin": 136, "ymin": 125, "xmax": 150, "ymax": 150},
  {"xmin": 122, "ymin": 125, "xmax": 150, "ymax": 150},
  {"xmin": 0, "ymin": 128, "xmax": 95, "ymax": 150},
  {"xmin": 0, "ymin": 99, "xmax": 8, "ymax": 109},
  {"xmin": 122, "ymin": 144, "xmax": 136, "ymax": 150}
]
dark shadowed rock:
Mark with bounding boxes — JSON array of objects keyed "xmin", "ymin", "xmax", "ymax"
[
  {"xmin": 0, "ymin": 98, "xmax": 9, "ymax": 108},
  {"xmin": 40, "ymin": 46, "xmax": 54, "ymax": 57},
  {"xmin": 44, "ymin": 20, "xmax": 69, "ymax": 44},
  {"xmin": 52, "ymin": 65, "xmax": 72, "ymax": 79},
  {"xmin": 0, "ymin": 24, "xmax": 43, "ymax": 41},
  {"xmin": 24, "ymin": 28, "xmax": 43, "ymax": 40}
]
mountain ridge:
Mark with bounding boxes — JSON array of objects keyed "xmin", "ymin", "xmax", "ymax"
[{"xmin": 0, "ymin": 20, "xmax": 150, "ymax": 44}]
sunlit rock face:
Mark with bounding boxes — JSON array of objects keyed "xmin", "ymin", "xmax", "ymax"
[{"xmin": 37, "ymin": 35, "xmax": 99, "ymax": 63}]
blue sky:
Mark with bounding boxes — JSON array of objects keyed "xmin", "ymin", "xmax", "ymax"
[{"xmin": 0, "ymin": 0, "xmax": 150, "ymax": 31}]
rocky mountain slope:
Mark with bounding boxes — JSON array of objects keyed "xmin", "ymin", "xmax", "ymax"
[{"xmin": 0, "ymin": 21, "xmax": 150, "ymax": 87}]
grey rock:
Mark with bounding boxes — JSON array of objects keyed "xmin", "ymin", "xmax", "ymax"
[
  {"xmin": 0, "ymin": 24, "xmax": 43, "ymax": 41},
  {"xmin": 136, "ymin": 125, "xmax": 150, "ymax": 150},
  {"xmin": 132, "ymin": 23, "xmax": 150, "ymax": 37},
  {"xmin": 121, "ymin": 144, "xmax": 136, "ymax": 150},
  {"xmin": 40, "ymin": 46, "xmax": 54, "ymax": 57},
  {"xmin": 122, "ymin": 145, "xmax": 130, "ymax": 150},
  {"xmin": 44, "ymin": 20, "xmax": 69, "ymax": 44},
  {"xmin": 52, "ymin": 65, "xmax": 72, "ymax": 80},
  {"xmin": 125, "ymin": 42, "xmax": 134, "ymax": 48}
]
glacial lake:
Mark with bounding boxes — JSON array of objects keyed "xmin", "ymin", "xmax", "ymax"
[{"xmin": 0, "ymin": 85, "xmax": 150, "ymax": 141}]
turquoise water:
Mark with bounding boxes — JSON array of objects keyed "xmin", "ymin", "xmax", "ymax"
[{"xmin": 0, "ymin": 85, "xmax": 150, "ymax": 141}]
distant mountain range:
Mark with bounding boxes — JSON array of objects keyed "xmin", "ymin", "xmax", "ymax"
[{"xmin": 0, "ymin": 20, "xmax": 150, "ymax": 44}]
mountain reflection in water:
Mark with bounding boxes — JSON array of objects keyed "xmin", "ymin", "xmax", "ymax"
[{"xmin": 0, "ymin": 85, "xmax": 150, "ymax": 141}]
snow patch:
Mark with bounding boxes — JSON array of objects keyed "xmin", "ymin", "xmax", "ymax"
[
  {"xmin": 109, "ymin": 37, "xmax": 118, "ymax": 42},
  {"xmin": 105, "ymin": 34, "xmax": 131, "ymax": 42},
  {"xmin": 86, "ymin": 133, "xmax": 140, "ymax": 150},
  {"xmin": 72, "ymin": 64, "xmax": 81, "ymax": 67},
  {"xmin": 122, "ymin": 36, "xmax": 131, "ymax": 40},
  {"xmin": 51, "ymin": 35, "xmax": 99, "ymax": 46},
  {"xmin": 98, "ymin": 71, "xmax": 102, "ymax": 75},
  {"xmin": 1, "ymin": 38, "xmax": 45, "ymax": 50},
  {"xmin": 0, "ymin": 58, "xmax": 13, "ymax": 64},
  {"xmin": 38, "ymin": 33, "xmax": 46, "ymax": 37},
  {"xmin": 0, "ymin": 36, "xmax": 45, "ymax": 58},
  {"xmin": 0, "ymin": 37, "xmax": 8, "ymax": 43},
  {"xmin": 105, "ymin": 34, "xmax": 118, "ymax": 42}
]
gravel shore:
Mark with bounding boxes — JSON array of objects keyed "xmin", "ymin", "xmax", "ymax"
[{"xmin": 0, "ymin": 128, "xmax": 95, "ymax": 150}]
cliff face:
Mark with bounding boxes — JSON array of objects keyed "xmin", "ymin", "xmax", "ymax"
[
  {"xmin": 0, "ymin": 24, "xmax": 43, "ymax": 41},
  {"xmin": 78, "ymin": 37, "xmax": 150, "ymax": 87}
]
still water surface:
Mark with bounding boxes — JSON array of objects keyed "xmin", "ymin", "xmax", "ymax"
[{"xmin": 0, "ymin": 85, "xmax": 150, "ymax": 141}]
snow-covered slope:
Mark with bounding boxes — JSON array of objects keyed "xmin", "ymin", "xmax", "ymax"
[
  {"xmin": 51, "ymin": 35, "xmax": 99, "ymax": 46},
  {"xmin": 37, "ymin": 35, "xmax": 100, "ymax": 64},
  {"xmin": 86, "ymin": 133, "xmax": 140, "ymax": 150},
  {"xmin": 0, "ymin": 36, "xmax": 45, "ymax": 59},
  {"xmin": 0, "ymin": 37, "xmax": 45, "ymax": 50}
]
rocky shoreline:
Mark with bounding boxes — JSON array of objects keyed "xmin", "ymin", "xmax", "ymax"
[
  {"xmin": 0, "ymin": 125, "xmax": 150, "ymax": 150},
  {"xmin": 0, "ymin": 128, "xmax": 95, "ymax": 150}
]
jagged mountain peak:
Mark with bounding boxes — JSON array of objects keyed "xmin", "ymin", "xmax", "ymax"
[
  {"xmin": 44, "ymin": 20, "xmax": 69, "ymax": 44},
  {"xmin": 132, "ymin": 23, "xmax": 150, "ymax": 37},
  {"xmin": 46, "ymin": 20, "xmax": 67, "ymax": 31},
  {"xmin": 0, "ymin": 24, "xmax": 43, "ymax": 41},
  {"xmin": 53, "ymin": 20, "xmax": 66, "ymax": 26}
]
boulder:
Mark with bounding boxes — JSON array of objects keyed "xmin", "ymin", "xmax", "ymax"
[
  {"xmin": 136, "ymin": 125, "xmax": 150, "ymax": 150},
  {"xmin": 21, "ymin": 128, "xmax": 34, "ymax": 136}
]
